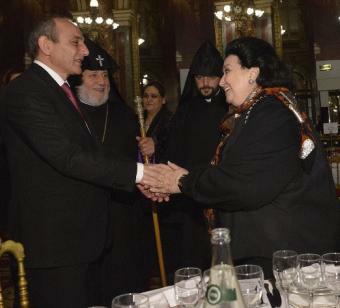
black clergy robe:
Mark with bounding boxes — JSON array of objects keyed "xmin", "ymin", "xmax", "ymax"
[
  {"xmin": 162, "ymin": 90, "xmax": 228, "ymax": 274},
  {"xmin": 79, "ymin": 98, "xmax": 141, "ymax": 304}
]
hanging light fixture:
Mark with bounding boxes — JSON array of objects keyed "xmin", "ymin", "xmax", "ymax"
[
  {"xmin": 138, "ymin": 38, "xmax": 145, "ymax": 46},
  {"xmin": 75, "ymin": 0, "xmax": 119, "ymax": 31},
  {"xmin": 214, "ymin": 0, "xmax": 264, "ymax": 37}
]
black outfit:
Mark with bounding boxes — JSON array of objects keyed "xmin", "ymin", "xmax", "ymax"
[
  {"xmin": 159, "ymin": 40, "xmax": 228, "ymax": 278},
  {"xmin": 164, "ymin": 90, "xmax": 228, "ymax": 275},
  {"xmin": 0, "ymin": 140, "xmax": 10, "ymax": 234},
  {"xmin": 180, "ymin": 94, "xmax": 339, "ymax": 278},
  {"xmin": 0, "ymin": 63, "xmax": 136, "ymax": 307},
  {"xmin": 70, "ymin": 37, "xmax": 142, "ymax": 305},
  {"xmin": 137, "ymin": 106, "xmax": 173, "ymax": 287},
  {"xmin": 79, "ymin": 98, "xmax": 142, "ymax": 305},
  {"xmin": 146, "ymin": 106, "xmax": 173, "ymax": 162}
]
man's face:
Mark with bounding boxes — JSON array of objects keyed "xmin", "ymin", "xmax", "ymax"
[
  {"xmin": 77, "ymin": 70, "xmax": 110, "ymax": 106},
  {"xmin": 194, "ymin": 75, "xmax": 221, "ymax": 98},
  {"xmin": 47, "ymin": 18, "xmax": 89, "ymax": 80}
]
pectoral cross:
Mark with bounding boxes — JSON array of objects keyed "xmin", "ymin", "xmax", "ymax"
[{"xmin": 96, "ymin": 55, "xmax": 105, "ymax": 67}]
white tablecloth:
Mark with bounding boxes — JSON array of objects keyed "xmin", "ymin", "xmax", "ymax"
[{"xmin": 142, "ymin": 284, "xmax": 272, "ymax": 308}]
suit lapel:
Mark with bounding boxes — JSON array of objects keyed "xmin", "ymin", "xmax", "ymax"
[{"xmin": 30, "ymin": 64, "xmax": 92, "ymax": 137}]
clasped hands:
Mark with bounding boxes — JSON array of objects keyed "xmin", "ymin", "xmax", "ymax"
[{"xmin": 138, "ymin": 162, "xmax": 189, "ymax": 202}]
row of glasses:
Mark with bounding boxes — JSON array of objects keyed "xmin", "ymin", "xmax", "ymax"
[
  {"xmin": 111, "ymin": 264, "xmax": 266, "ymax": 308},
  {"xmin": 273, "ymin": 250, "xmax": 340, "ymax": 308},
  {"xmin": 175, "ymin": 265, "xmax": 265, "ymax": 308}
]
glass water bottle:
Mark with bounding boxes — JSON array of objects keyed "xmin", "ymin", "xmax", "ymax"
[{"xmin": 204, "ymin": 228, "xmax": 246, "ymax": 308}]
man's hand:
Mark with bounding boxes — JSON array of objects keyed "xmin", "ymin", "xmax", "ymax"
[
  {"xmin": 137, "ymin": 184, "xmax": 170, "ymax": 202},
  {"xmin": 137, "ymin": 136, "xmax": 155, "ymax": 157}
]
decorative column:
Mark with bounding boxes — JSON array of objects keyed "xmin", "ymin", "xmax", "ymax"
[
  {"xmin": 271, "ymin": 0, "xmax": 283, "ymax": 58},
  {"xmin": 113, "ymin": 4, "xmax": 141, "ymax": 105}
]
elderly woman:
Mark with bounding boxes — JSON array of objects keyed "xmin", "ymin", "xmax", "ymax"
[
  {"xmin": 142, "ymin": 37, "xmax": 339, "ymax": 277},
  {"xmin": 137, "ymin": 80, "xmax": 173, "ymax": 163}
]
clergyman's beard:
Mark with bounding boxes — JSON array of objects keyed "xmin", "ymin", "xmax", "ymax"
[
  {"xmin": 77, "ymin": 85, "xmax": 109, "ymax": 107},
  {"xmin": 199, "ymin": 86, "xmax": 219, "ymax": 100}
]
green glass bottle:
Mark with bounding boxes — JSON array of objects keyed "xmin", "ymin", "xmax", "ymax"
[{"xmin": 204, "ymin": 228, "xmax": 246, "ymax": 308}]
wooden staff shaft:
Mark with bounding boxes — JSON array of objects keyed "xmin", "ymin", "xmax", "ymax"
[
  {"xmin": 135, "ymin": 97, "xmax": 167, "ymax": 286},
  {"xmin": 151, "ymin": 204, "xmax": 167, "ymax": 287}
]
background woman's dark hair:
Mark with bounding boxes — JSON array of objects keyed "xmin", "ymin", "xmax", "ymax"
[
  {"xmin": 224, "ymin": 37, "xmax": 293, "ymax": 89},
  {"xmin": 142, "ymin": 80, "xmax": 166, "ymax": 98}
]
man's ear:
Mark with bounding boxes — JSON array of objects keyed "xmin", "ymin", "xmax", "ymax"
[
  {"xmin": 37, "ymin": 36, "xmax": 53, "ymax": 56},
  {"xmin": 249, "ymin": 67, "xmax": 260, "ymax": 81}
]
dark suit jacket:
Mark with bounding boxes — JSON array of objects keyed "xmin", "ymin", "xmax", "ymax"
[
  {"xmin": 0, "ymin": 64, "xmax": 136, "ymax": 268},
  {"xmin": 181, "ymin": 95, "xmax": 339, "ymax": 259}
]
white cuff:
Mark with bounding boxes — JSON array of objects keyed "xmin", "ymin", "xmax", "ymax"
[{"xmin": 135, "ymin": 163, "xmax": 144, "ymax": 183}]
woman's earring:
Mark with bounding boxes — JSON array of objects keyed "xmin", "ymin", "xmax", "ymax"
[{"xmin": 249, "ymin": 79, "xmax": 254, "ymax": 84}]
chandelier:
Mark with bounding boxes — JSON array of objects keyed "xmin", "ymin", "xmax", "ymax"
[
  {"xmin": 214, "ymin": 0, "xmax": 264, "ymax": 36},
  {"xmin": 75, "ymin": 0, "xmax": 119, "ymax": 30}
]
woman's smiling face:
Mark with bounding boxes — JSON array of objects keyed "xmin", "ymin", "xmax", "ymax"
[{"xmin": 219, "ymin": 54, "xmax": 259, "ymax": 107}]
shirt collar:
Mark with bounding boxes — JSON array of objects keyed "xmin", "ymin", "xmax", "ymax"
[
  {"xmin": 203, "ymin": 88, "xmax": 221, "ymax": 103},
  {"xmin": 34, "ymin": 60, "xmax": 67, "ymax": 86}
]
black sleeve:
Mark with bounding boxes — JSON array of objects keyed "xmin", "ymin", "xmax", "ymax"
[
  {"xmin": 164, "ymin": 103, "xmax": 189, "ymax": 164},
  {"xmin": 180, "ymin": 99, "xmax": 302, "ymax": 211}
]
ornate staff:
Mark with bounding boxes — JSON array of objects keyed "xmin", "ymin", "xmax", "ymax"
[{"xmin": 135, "ymin": 96, "xmax": 167, "ymax": 287}]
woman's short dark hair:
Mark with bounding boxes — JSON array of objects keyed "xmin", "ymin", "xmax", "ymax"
[
  {"xmin": 142, "ymin": 80, "xmax": 166, "ymax": 98},
  {"xmin": 224, "ymin": 37, "xmax": 293, "ymax": 89}
]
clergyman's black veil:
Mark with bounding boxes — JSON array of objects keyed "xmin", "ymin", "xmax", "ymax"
[
  {"xmin": 180, "ymin": 40, "xmax": 224, "ymax": 105},
  {"xmin": 68, "ymin": 36, "xmax": 124, "ymax": 105}
]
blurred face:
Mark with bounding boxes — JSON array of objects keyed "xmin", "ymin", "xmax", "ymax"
[
  {"xmin": 77, "ymin": 70, "xmax": 110, "ymax": 106},
  {"xmin": 194, "ymin": 75, "xmax": 220, "ymax": 98},
  {"xmin": 219, "ymin": 55, "xmax": 259, "ymax": 107},
  {"xmin": 142, "ymin": 85, "xmax": 165, "ymax": 115},
  {"xmin": 40, "ymin": 18, "xmax": 89, "ymax": 80}
]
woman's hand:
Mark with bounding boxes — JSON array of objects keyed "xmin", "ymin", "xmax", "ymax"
[
  {"xmin": 140, "ymin": 162, "xmax": 189, "ymax": 194},
  {"xmin": 137, "ymin": 136, "xmax": 155, "ymax": 156}
]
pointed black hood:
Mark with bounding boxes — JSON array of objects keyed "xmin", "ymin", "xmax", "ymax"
[
  {"xmin": 68, "ymin": 37, "xmax": 125, "ymax": 105},
  {"xmin": 180, "ymin": 40, "xmax": 223, "ymax": 105}
]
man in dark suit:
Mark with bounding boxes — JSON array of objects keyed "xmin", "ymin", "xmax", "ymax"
[{"xmin": 0, "ymin": 15, "xmax": 154, "ymax": 307}]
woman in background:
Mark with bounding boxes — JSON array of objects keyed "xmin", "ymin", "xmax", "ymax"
[
  {"xmin": 137, "ymin": 80, "xmax": 173, "ymax": 163},
  {"xmin": 137, "ymin": 80, "xmax": 174, "ymax": 286}
]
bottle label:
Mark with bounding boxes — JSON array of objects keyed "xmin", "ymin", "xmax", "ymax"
[{"xmin": 206, "ymin": 284, "xmax": 237, "ymax": 304}]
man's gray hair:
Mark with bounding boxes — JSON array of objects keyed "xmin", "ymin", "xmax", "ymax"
[{"xmin": 27, "ymin": 15, "xmax": 67, "ymax": 59}]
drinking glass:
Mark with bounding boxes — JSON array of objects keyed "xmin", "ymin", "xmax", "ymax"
[
  {"xmin": 112, "ymin": 293, "xmax": 149, "ymax": 308},
  {"xmin": 272, "ymin": 250, "xmax": 298, "ymax": 307},
  {"xmin": 202, "ymin": 269, "xmax": 211, "ymax": 299},
  {"xmin": 235, "ymin": 264, "xmax": 264, "ymax": 307},
  {"xmin": 322, "ymin": 252, "xmax": 340, "ymax": 308},
  {"xmin": 174, "ymin": 267, "xmax": 202, "ymax": 307},
  {"xmin": 298, "ymin": 253, "xmax": 322, "ymax": 308}
]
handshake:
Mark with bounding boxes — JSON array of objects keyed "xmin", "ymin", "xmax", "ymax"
[{"xmin": 138, "ymin": 162, "xmax": 189, "ymax": 202}]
